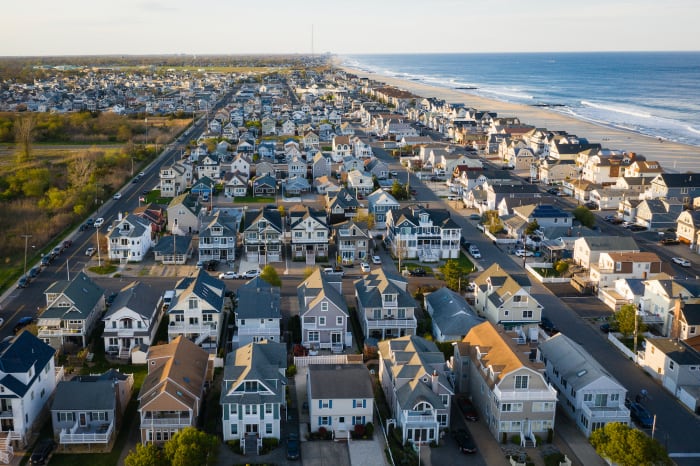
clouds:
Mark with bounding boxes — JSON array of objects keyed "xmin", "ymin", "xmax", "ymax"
[{"xmin": 0, "ymin": 0, "xmax": 697, "ymax": 56}]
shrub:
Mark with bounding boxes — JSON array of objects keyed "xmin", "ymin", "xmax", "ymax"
[
  {"xmin": 354, "ymin": 424, "xmax": 366, "ymax": 438},
  {"xmin": 260, "ymin": 437, "xmax": 279, "ymax": 454},
  {"xmin": 511, "ymin": 434, "xmax": 521, "ymax": 445},
  {"xmin": 287, "ymin": 365, "xmax": 297, "ymax": 377},
  {"xmin": 547, "ymin": 427, "xmax": 553, "ymax": 443},
  {"xmin": 227, "ymin": 439, "xmax": 243, "ymax": 454},
  {"xmin": 365, "ymin": 422, "xmax": 374, "ymax": 438}
]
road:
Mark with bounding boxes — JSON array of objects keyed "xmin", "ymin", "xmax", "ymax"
[
  {"xmin": 0, "ymin": 87, "xmax": 237, "ymax": 341},
  {"xmin": 368, "ymin": 134, "xmax": 700, "ymax": 463}
]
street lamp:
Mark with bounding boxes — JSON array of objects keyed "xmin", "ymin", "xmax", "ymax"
[
  {"xmin": 21, "ymin": 234, "xmax": 32, "ymax": 276},
  {"xmin": 95, "ymin": 225, "xmax": 102, "ymax": 268}
]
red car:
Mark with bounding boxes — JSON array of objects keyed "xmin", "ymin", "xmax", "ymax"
[{"xmin": 457, "ymin": 397, "xmax": 479, "ymax": 421}]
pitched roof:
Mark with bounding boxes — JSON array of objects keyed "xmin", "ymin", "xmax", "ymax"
[
  {"xmin": 0, "ymin": 332, "xmax": 56, "ymax": 397},
  {"xmin": 42, "ymin": 271, "xmax": 104, "ymax": 320},
  {"xmin": 103, "ymin": 281, "xmax": 162, "ymax": 321},
  {"xmin": 170, "ymin": 268, "xmax": 225, "ymax": 314},
  {"xmin": 308, "ymin": 364, "xmax": 373, "ymax": 400},
  {"xmin": 297, "ymin": 269, "xmax": 348, "ymax": 317},
  {"xmin": 580, "ymin": 236, "xmax": 639, "ymax": 251},
  {"xmin": 52, "ymin": 379, "xmax": 116, "ymax": 411},
  {"xmin": 355, "ymin": 268, "xmax": 417, "ymax": 310},
  {"xmin": 425, "ymin": 288, "xmax": 484, "ymax": 338},
  {"xmin": 220, "ymin": 340, "xmax": 287, "ymax": 406},
  {"xmin": 236, "ymin": 277, "xmax": 281, "ymax": 320},
  {"xmin": 461, "ymin": 321, "xmax": 524, "ymax": 386}
]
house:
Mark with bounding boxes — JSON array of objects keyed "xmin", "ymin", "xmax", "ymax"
[
  {"xmin": 646, "ymin": 173, "xmax": 700, "ymax": 205},
  {"xmin": 333, "ymin": 220, "xmax": 370, "ymax": 265},
  {"xmin": 167, "ymin": 269, "xmax": 226, "ymax": 352},
  {"xmin": 198, "ymin": 209, "xmax": 242, "ymax": 264},
  {"xmin": 103, "ymin": 281, "xmax": 164, "ymax": 360},
  {"xmin": 539, "ymin": 333, "xmax": 630, "ymax": 437},
  {"xmin": 251, "ymin": 174, "xmax": 277, "ymax": 197},
  {"xmin": 152, "ymin": 235, "xmax": 194, "ymax": 265},
  {"xmin": 297, "ymin": 269, "xmax": 352, "ymax": 351},
  {"xmin": 196, "ymin": 153, "xmax": 222, "ymax": 180},
  {"xmin": 307, "ymin": 364, "xmax": 374, "ymax": 438},
  {"xmin": 261, "ymin": 117, "xmax": 276, "ymax": 136},
  {"xmin": 386, "ymin": 206, "xmax": 461, "ymax": 262},
  {"xmin": 190, "ymin": 176, "xmax": 216, "ymax": 197},
  {"xmin": 453, "ymin": 322, "xmax": 557, "ymax": 444},
  {"xmin": 302, "ymin": 130, "xmax": 320, "ymax": 150},
  {"xmin": 367, "ymin": 189, "xmax": 400, "ymax": 229},
  {"xmin": 639, "ymin": 338, "xmax": 700, "ymax": 411},
  {"xmin": 233, "ymin": 277, "xmax": 281, "ymax": 347},
  {"xmin": 160, "ymin": 161, "xmax": 193, "ymax": 198},
  {"xmin": 282, "ymin": 175, "xmax": 311, "ymax": 196},
  {"xmin": 573, "ymin": 236, "xmax": 640, "ymax": 270},
  {"xmin": 0, "ymin": 332, "xmax": 58, "ymax": 452},
  {"xmin": 137, "ymin": 336, "xmax": 210, "ymax": 445},
  {"xmin": 220, "ymin": 341, "xmax": 287, "ymax": 448},
  {"xmin": 288, "ymin": 155, "xmax": 307, "ymax": 179},
  {"xmin": 354, "ymin": 268, "xmax": 418, "ymax": 341},
  {"xmin": 289, "ymin": 206, "xmax": 329, "ymax": 263},
  {"xmin": 312, "ymin": 151, "xmax": 332, "ymax": 180},
  {"xmin": 378, "ymin": 336, "xmax": 453, "ymax": 445},
  {"xmin": 313, "ymin": 175, "xmax": 341, "ymax": 196},
  {"xmin": 640, "ymin": 279, "xmax": 700, "ymax": 336},
  {"xmin": 223, "ymin": 172, "xmax": 249, "ymax": 198},
  {"xmin": 635, "ymin": 199, "xmax": 684, "ymax": 230},
  {"xmin": 346, "ymin": 170, "xmax": 374, "ymax": 195},
  {"xmin": 472, "ymin": 264, "xmax": 542, "ymax": 334},
  {"xmin": 672, "ymin": 300, "xmax": 700, "ymax": 341},
  {"xmin": 676, "ymin": 210, "xmax": 700, "ymax": 247},
  {"xmin": 424, "ymin": 288, "xmax": 484, "ymax": 342},
  {"xmin": 242, "ymin": 207, "xmax": 283, "ymax": 264},
  {"xmin": 50, "ymin": 370, "xmax": 133, "ymax": 451},
  {"xmin": 589, "ymin": 251, "xmax": 662, "ymax": 289},
  {"xmin": 326, "ymin": 188, "xmax": 362, "ymax": 225},
  {"xmin": 365, "ymin": 158, "xmax": 389, "ymax": 180},
  {"xmin": 331, "ymin": 135, "xmax": 352, "ymax": 162},
  {"xmin": 39, "ymin": 271, "xmax": 105, "ymax": 350},
  {"xmin": 107, "ymin": 214, "xmax": 154, "ymax": 263},
  {"xmin": 167, "ymin": 193, "xmax": 202, "ymax": 236},
  {"xmin": 230, "ymin": 154, "xmax": 252, "ymax": 178},
  {"xmin": 133, "ymin": 203, "xmax": 166, "ymax": 235}
]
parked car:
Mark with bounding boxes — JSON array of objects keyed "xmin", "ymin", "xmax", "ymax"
[
  {"xmin": 547, "ymin": 187, "xmax": 560, "ymax": 195},
  {"xmin": 85, "ymin": 247, "xmax": 96, "ymax": 256},
  {"xmin": 17, "ymin": 276, "xmax": 30, "ymax": 289},
  {"xmin": 50, "ymin": 246, "xmax": 62, "ymax": 259},
  {"xmin": 659, "ymin": 238, "xmax": 680, "ymax": 245},
  {"xmin": 360, "ymin": 262, "xmax": 371, "ymax": 273},
  {"xmin": 40, "ymin": 255, "xmax": 52, "ymax": 267},
  {"xmin": 219, "ymin": 271, "xmax": 239, "ymax": 280},
  {"xmin": 206, "ymin": 260, "xmax": 219, "ymax": 271},
  {"xmin": 30, "ymin": 438, "xmax": 55, "ymax": 465},
  {"xmin": 468, "ymin": 245, "xmax": 481, "ymax": 259},
  {"xmin": 14, "ymin": 316, "xmax": 34, "ymax": 333},
  {"xmin": 468, "ymin": 213, "xmax": 481, "ymax": 221},
  {"xmin": 629, "ymin": 401, "xmax": 654, "ymax": 428},
  {"xmin": 409, "ymin": 267, "xmax": 426, "ymax": 277},
  {"xmin": 609, "ymin": 218, "xmax": 624, "ymax": 225},
  {"xmin": 599, "ymin": 321, "xmax": 619, "ymax": 333},
  {"xmin": 113, "ymin": 193, "xmax": 122, "ymax": 200},
  {"xmin": 106, "ymin": 292, "xmax": 118, "ymax": 306},
  {"xmin": 286, "ymin": 433, "xmax": 300, "ymax": 460},
  {"xmin": 86, "ymin": 217, "xmax": 95, "ymax": 226},
  {"xmin": 627, "ymin": 224, "xmax": 647, "ymax": 232},
  {"xmin": 583, "ymin": 201, "xmax": 598, "ymax": 209},
  {"xmin": 457, "ymin": 397, "xmax": 478, "ymax": 421},
  {"xmin": 62, "ymin": 240, "xmax": 73, "ymax": 250},
  {"xmin": 93, "ymin": 217, "xmax": 105, "ymax": 228},
  {"xmin": 672, "ymin": 257, "xmax": 691, "ymax": 267},
  {"xmin": 242, "ymin": 269, "xmax": 260, "ymax": 279},
  {"xmin": 514, "ymin": 249, "xmax": 534, "ymax": 257},
  {"xmin": 540, "ymin": 317, "xmax": 558, "ymax": 334},
  {"xmin": 28, "ymin": 266, "xmax": 40, "ymax": 279},
  {"xmin": 371, "ymin": 255, "xmax": 382, "ymax": 264},
  {"xmin": 453, "ymin": 428, "xmax": 477, "ymax": 454}
]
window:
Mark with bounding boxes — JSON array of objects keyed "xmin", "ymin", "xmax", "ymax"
[
  {"xmin": 352, "ymin": 415, "xmax": 366, "ymax": 425},
  {"xmin": 319, "ymin": 317, "xmax": 326, "ymax": 326},
  {"xmin": 175, "ymin": 315, "xmax": 184, "ymax": 323},
  {"xmin": 230, "ymin": 424, "xmax": 238, "ymax": 436},
  {"xmin": 321, "ymin": 302, "xmax": 328, "ymax": 312},
  {"xmin": 515, "ymin": 375, "xmax": 529, "ymax": 389},
  {"xmin": 230, "ymin": 404, "xmax": 238, "ymax": 415},
  {"xmin": 265, "ymin": 404, "xmax": 273, "ymax": 414},
  {"xmin": 353, "ymin": 400, "xmax": 366, "ymax": 409},
  {"xmin": 584, "ymin": 394, "xmax": 592, "ymax": 402},
  {"xmin": 58, "ymin": 412, "xmax": 75, "ymax": 422},
  {"xmin": 669, "ymin": 361, "xmax": 675, "ymax": 370},
  {"xmin": 610, "ymin": 393, "xmax": 619, "ymax": 402},
  {"xmin": 336, "ymin": 316, "xmax": 343, "ymax": 326},
  {"xmin": 523, "ymin": 310, "xmax": 533, "ymax": 319},
  {"xmin": 437, "ymin": 414, "xmax": 447, "ymax": 426},
  {"xmin": 202, "ymin": 314, "xmax": 213, "ymax": 323},
  {"xmin": 398, "ymin": 308, "xmax": 406, "ymax": 319},
  {"xmin": 308, "ymin": 331, "xmax": 319, "ymax": 342},
  {"xmin": 501, "ymin": 402, "xmax": 523, "ymax": 412},
  {"xmin": 188, "ymin": 298, "xmax": 198, "ymax": 309},
  {"xmin": 266, "ymin": 423, "xmax": 273, "ymax": 434},
  {"xmin": 319, "ymin": 416, "xmax": 331, "ymax": 426}
]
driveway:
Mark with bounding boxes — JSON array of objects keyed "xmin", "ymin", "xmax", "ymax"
[{"xmin": 301, "ymin": 441, "xmax": 351, "ymax": 466}]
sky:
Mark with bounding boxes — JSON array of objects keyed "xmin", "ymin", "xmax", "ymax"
[{"xmin": 2, "ymin": 0, "xmax": 699, "ymax": 56}]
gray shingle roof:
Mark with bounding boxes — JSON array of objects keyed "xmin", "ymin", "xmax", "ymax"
[
  {"xmin": 355, "ymin": 268, "xmax": 417, "ymax": 309},
  {"xmin": 42, "ymin": 271, "xmax": 104, "ymax": 320},
  {"xmin": 103, "ymin": 281, "xmax": 162, "ymax": 321},
  {"xmin": 425, "ymin": 288, "xmax": 483, "ymax": 338},
  {"xmin": 220, "ymin": 341, "xmax": 287, "ymax": 406},
  {"xmin": 51, "ymin": 379, "xmax": 116, "ymax": 411},
  {"xmin": 308, "ymin": 364, "xmax": 373, "ymax": 400},
  {"xmin": 170, "ymin": 268, "xmax": 225, "ymax": 314},
  {"xmin": 236, "ymin": 277, "xmax": 281, "ymax": 319},
  {"xmin": 0, "ymin": 332, "xmax": 56, "ymax": 397}
]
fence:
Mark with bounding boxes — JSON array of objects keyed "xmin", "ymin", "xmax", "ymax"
[
  {"xmin": 293, "ymin": 354, "xmax": 363, "ymax": 367},
  {"xmin": 525, "ymin": 263, "xmax": 570, "ymax": 284}
]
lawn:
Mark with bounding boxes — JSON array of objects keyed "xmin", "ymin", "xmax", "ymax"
[
  {"xmin": 231, "ymin": 196, "xmax": 275, "ymax": 204},
  {"xmin": 532, "ymin": 267, "xmax": 561, "ymax": 278}
]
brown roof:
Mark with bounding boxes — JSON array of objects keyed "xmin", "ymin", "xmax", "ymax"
[
  {"xmin": 462, "ymin": 322, "xmax": 524, "ymax": 386},
  {"xmin": 606, "ymin": 251, "xmax": 661, "ymax": 263}
]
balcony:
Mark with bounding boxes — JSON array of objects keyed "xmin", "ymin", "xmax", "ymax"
[
  {"xmin": 168, "ymin": 323, "xmax": 218, "ymax": 335},
  {"xmin": 37, "ymin": 326, "xmax": 84, "ymax": 337},
  {"xmin": 59, "ymin": 421, "xmax": 114, "ymax": 445},
  {"xmin": 141, "ymin": 412, "xmax": 192, "ymax": 428},
  {"xmin": 0, "ymin": 408, "xmax": 13, "ymax": 419},
  {"xmin": 493, "ymin": 385, "xmax": 557, "ymax": 402},
  {"xmin": 366, "ymin": 317, "xmax": 417, "ymax": 329},
  {"xmin": 581, "ymin": 403, "xmax": 630, "ymax": 421},
  {"xmin": 403, "ymin": 411, "xmax": 438, "ymax": 425}
]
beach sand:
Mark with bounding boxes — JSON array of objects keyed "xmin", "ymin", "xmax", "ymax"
[{"xmin": 340, "ymin": 66, "xmax": 700, "ymax": 173}]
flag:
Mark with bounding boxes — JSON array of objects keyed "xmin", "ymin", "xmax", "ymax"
[{"xmin": 139, "ymin": 196, "xmax": 145, "ymax": 203}]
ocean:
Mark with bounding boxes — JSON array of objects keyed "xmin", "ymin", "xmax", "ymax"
[{"xmin": 342, "ymin": 52, "xmax": 700, "ymax": 147}]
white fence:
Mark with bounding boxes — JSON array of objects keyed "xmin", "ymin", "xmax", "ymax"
[
  {"xmin": 293, "ymin": 354, "xmax": 363, "ymax": 367},
  {"xmin": 525, "ymin": 263, "xmax": 570, "ymax": 283},
  {"xmin": 607, "ymin": 332, "xmax": 651, "ymax": 364}
]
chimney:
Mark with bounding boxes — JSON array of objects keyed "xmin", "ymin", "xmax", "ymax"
[{"xmin": 431, "ymin": 369, "xmax": 439, "ymax": 394}]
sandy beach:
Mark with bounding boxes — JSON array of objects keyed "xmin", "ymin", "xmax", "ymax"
[{"xmin": 340, "ymin": 65, "xmax": 700, "ymax": 173}]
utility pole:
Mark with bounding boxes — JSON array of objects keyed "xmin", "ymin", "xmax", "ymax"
[
  {"xmin": 95, "ymin": 225, "xmax": 102, "ymax": 268},
  {"xmin": 21, "ymin": 234, "xmax": 33, "ymax": 276}
]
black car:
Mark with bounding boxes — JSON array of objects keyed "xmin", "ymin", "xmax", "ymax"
[
  {"xmin": 40, "ymin": 255, "xmax": 52, "ymax": 267},
  {"xmin": 286, "ymin": 433, "xmax": 300, "ymax": 460},
  {"xmin": 600, "ymin": 321, "xmax": 619, "ymax": 333},
  {"xmin": 539, "ymin": 317, "xmax": 557, "ymax": 334},
  {"xmin": 457, "ymin": 396, "xmax": 478, "ymax": 421},
  {"xmin": 409, "ymin": 267, "xmax": 426, "ymax": 277},
  {"xmin": 106, "ymin": 292, "xmax": 118, "ymax": 306},
  {"xmin": 17, "ymin": 276, "xmax": 30, "ymax": 289},
  {"xmin": 628, "ymin": 225, "xmax": 647, "ymax": 232},
  {"xmin": 453, "ymin": 428, "xmax": 477, "ymax": 454},
  {"xmin": 659, "ymin": 238, "xmax": 680, "ymax": 245},
  {"xmin": 30, "ymin": 439, "xmax": 55, "ymax": 465},
  {"xmin": 28, "ymin": 266, "xmax": 41, "ymax": 279},
  {"xmin": 547, "ymin": 187, "xmax": 560, "ymax": 195},
  {"xmin": 206, "ymin": 260, "xmax": 219, "ymax": 271}
]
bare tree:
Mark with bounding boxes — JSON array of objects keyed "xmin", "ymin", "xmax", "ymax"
[
  {"xmin": 14, "ymin": 115, "xmax": 35, "ymax": 163},
  {"xmin": 68, "ymin": 149, "xmax": 96, "ymax": 189}
]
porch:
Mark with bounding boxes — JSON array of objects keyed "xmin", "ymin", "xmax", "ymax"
[{"xmin": 59, "ymin": 420, "xmax": 114, "ymax": 445}]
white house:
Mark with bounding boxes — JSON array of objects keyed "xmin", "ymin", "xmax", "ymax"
[
  {"xmin": 107, "ymin": 214, "xmax": 154, "ymax": 263},
  {"xmin": 233, "ymin": 277, "xmax": 281, "ymax": 347}
]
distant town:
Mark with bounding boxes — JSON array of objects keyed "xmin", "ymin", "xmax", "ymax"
[{"xmin": 0, "ymin": 56, "xmax": 696, "ymax": 466}]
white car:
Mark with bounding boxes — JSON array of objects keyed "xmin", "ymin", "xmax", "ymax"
[
  {"xmin": 514, "ymin": 249, "xmax": 534, "ymax": 257},
  {"xmin": 242, "ymin": 269, "xmax": 260, "ymax": 279},
  {"xmin": 371, "ymin": 255, "xmax": 382, "ymax": 264},
  {"xmin": 360, "ymin": 262, "xmax": 371, "ymax": 273},
  {"xmin": 218, "ymin": 271, "xmax": 239, "ymax": 280},
  {"xmin": 93, "ymin": 218, "xmax": 105, "ymax": 228},
  {"xmin": 113, "ymin": 193, "xmax": 122, "ymax": 200},
  {"xmin": 85, "ymin": 247, "xmax": 96, "ymax": 256},
  {"xmin": 672, "ymin": 257, "xmax": 691, "ymax": 267}
]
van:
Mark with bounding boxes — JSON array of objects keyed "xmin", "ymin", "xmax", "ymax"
[
  {"xmin": 162, "ymin": 290, "xmax": 175, "ymax": 310},
  {"xmin": 202, "ymin": 192, "xmax": 210, "ymax": 202}
]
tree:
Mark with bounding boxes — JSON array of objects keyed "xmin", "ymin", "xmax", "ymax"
[
  {"xmin": 14, "ymin": 114, "xmax": 35, "ymax": 163},
  {"xmin": 125, "ymin": 443, "xmax": 168, "ymax": 466},
  {"xmin": 354, "ymin": 211, "xmax": 376, "ymax": 230},
  {"xmin": 616, "ymin": 303, "xmax": 646, "ymax": 338},
  {"xmin": 164, "ymin": 427, "xmax": 218, "ymax": 466},
  {"xmin": 525, "ymin": 220, "xmax": 540, "ymax": 235},
  {"xmin": 390, "ymin": 180, "xmax": 408, "ymax": 200},
  {"xmin": 590, "ymin": 422, "xmax": 671, "ymax": 466},
  {"xmin": 440, "ymin": 259, "xmax": 471, "ymax": 291},
  {"xmin": 573, "ymin": 206, "xmax": 596, "ymax": 228},
  {"xmin": 260, "ymin": 264, "xmax": 282, "ymax": 286}
]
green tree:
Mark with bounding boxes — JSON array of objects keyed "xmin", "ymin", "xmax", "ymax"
[
  {"xmin": 554, "ymin": 260, "xmax": 569, "ymax": 274},
  {"xmin": 616, "ymin": 303, "xmax": 646, "ymax": 338},
  {"xmin": 390, "ymin": 180, "xmax": 408, "ymax": 200},
  {"xmin": 355, "ymin": 211, "xmax": 376, "ymax": 230},
  {"xmin": 590, "ymin": 422, "xmax": 671, "ymax": 466},
  {"xmin": 573, "ymin": 206, "xmax": 596, "ymax": 228},
  {"xmin": 125, "ymin": 443, "xmax": 168, "ymax": 466},
  {"xmin": 260, "ymin": 264, "xmax": 282, "ymax": 287},
  {"xmin": 164, "ymin": 427, "xmax": 218, "ymax": 466},
  {"xmin": 440, "ymin": 259, "xmax": 470, "ymax": 292},
  {"xmin": 525, "ymin": 220, "xmax": 540, "ymax": 235}
]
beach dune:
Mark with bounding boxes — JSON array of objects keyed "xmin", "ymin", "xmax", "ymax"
[{"xmin": 341, "ymin": 66, "xmax": 700, "ymax": 173}]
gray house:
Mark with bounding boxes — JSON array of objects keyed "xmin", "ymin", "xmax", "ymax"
[
  {"xmin": 312, "ymin": 151, "xmax": 331, "ymax": 180},
  {"xmin": 424, "ymin": 288, "xmax": 483, "ymax": 342},
  {"xmin": 298, "ymin": 270, "xmax": 352, "ymax": 352},
  {"xmin": 367, "ymin": 189, "xmax": 400, "ymax": 230},
  {"xmin": 234, "ymin": 277, "xmax": 281, "ymax": 347},
  {"xmin": 647, "ymin": 173, "xmax": 700, "ymax": 204}
]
